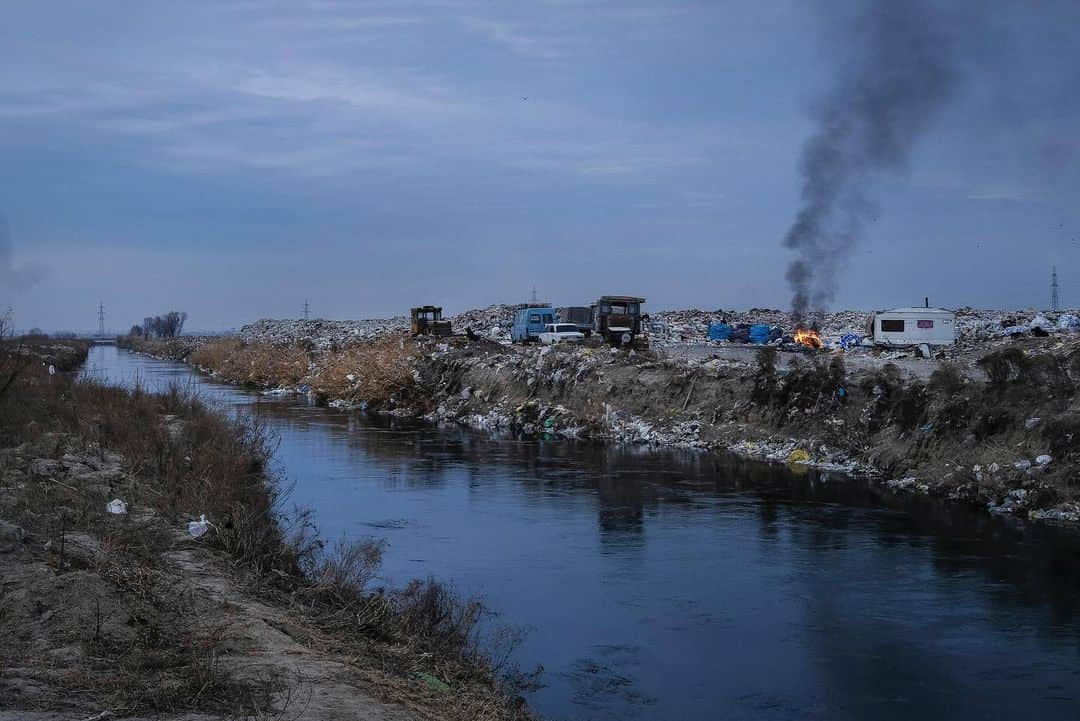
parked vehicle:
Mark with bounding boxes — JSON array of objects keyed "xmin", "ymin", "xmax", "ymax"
[
  {"xmin": 557, "ymin": 306, "xmax": 593, "ymax": 336},
  {"xmin": 592, "ymin": 295, "xmax": 645, "ymax": 346},
  {"xmin": 410, "ymin": 306, "xmax": 452, "ymax": 336},
  {"xmin": 539, "ymin": 323, "xmax": 586, "ymax": 345},
  {"xmin": 511, "ymin": 305, "xmax": 556, "ymax": 343}
]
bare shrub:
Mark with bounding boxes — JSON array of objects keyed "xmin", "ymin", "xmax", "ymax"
[
  {"xmin": 311, "ymin": 537, "xmax": 386, "ymax": 595},
  {"xmin": 191, "ymin": 339, "xmax": 309, "ymax": 388},
  {"xmin": 394, "ymin": 578, "xmax": 485, "ymax": 664},
  {"xmin": 978, "ymin": 347, "xmax": 1030, "ymax": 388},
  {"xmin": 310, "ymin": 336, "xmax": 416, "ymax": 408},
  {"xmin": 928, "ymin": 363, "xmax": 965, "ymax": 394},
  {"xmin": 751, "ymin": 347, "xmax": 777, "ymax": 405}
]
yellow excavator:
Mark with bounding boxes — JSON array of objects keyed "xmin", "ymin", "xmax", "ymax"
[{"xmin": 410, "ymin": 306, "xmax": 453, "ymax": 336}]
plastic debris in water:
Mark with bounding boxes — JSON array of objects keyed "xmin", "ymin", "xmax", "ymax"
[
  {"xmin": 48, "ymin": 364, "xmax": 56, "ymax": 376},
  {"xmin": 106, "ymin": 499, "xmax": 128, "ymax": 515},
  {"xmin": 188, "ymin": 514, "xmax": 210, "ymax": 538}
]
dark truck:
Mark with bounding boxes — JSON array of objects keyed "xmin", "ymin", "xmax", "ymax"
[
  {"xmin": 410, "ymin": 306, "xmax": 453, "ymax": 336},
  {"xmin": 557, "ymin": 306, "xmax": 593, "ymax": 337},
  {"xmin": 592, "ymin": 295, "xmax": 645, "ymax": 346}
]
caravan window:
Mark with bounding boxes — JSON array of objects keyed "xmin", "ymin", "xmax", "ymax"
[
  {"xmin": 881, "ymin": 319, "xmax": 905, "ymax": 332},
  {"xmin": 917, "ymin": 320, "xmax": 934, "ymax": 329},
  {"xmin": 542, "ymin": 314, "xmax": 553, "ymax": 324},
  {"xmin": 529, "ymin": 314, "xmax": 541, "ymax": 323}
]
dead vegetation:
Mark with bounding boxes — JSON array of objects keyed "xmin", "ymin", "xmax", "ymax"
[
  {"xmin": 0, "ymin": 343, "xmax": 537, "ymax": 720},
  {"xmin": 308, "ymin": 335, "xmax": 418, "ymax": 409},
  {"xmin": 190, "ymin": 338, "xmax": 310, "ymax": 388}
]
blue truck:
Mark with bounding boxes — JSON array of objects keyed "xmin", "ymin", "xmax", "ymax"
[{"xmin": 511, "ymin": 305, "xmax": 556, "ymax": 343}]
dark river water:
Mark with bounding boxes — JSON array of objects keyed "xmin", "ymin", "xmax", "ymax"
[{"xmin": 82, "ymin": 344, "xmax": 1080, "ymax": 720}]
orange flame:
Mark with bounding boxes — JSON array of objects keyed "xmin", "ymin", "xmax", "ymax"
[{"xmin": 794, "ymin": 327, "xmax": 823, "ymax": 350}]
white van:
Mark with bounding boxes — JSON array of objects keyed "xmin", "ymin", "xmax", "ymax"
[{"xmin": 868, "ymin": 307, "xmax": 956, "ymax": 346}]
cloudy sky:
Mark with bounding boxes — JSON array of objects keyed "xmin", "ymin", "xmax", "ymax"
[{"xmin": 2, "ymin": 0, "xmax": 1079, "ymax": 332}]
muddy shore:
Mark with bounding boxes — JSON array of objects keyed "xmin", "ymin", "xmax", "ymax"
[{"xmin": 121, "ymin": 325, "xmax": 1080, "ymax": 529}]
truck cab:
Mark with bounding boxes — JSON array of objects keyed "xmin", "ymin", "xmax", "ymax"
[
  {"xmin": 511, "ymin": 305, "xmax": 555, "ymax": 343},
  {"xmin": 410, "ymin": 306, "xmax": 452, "ymax": 336},
  {"xmin": 557, "ymin": 306, "xmax": 594, "ymax": 336},
  {"xmin": 593, "ymin": 295, "xmax": 645, "ymax": 346}
]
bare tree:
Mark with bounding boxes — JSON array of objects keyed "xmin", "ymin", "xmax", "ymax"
[
  {"xmin": 0, "ymin": 308, "xmax": 12, "ymax": 340},
  {"xmin": 141, "ymin": 311, "xmax": 188, "ymax": 338}
]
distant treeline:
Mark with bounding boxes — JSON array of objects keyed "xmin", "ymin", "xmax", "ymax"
[{"xmin": 130, "ymin": 311, "xmax": 188, "ymax": 339}]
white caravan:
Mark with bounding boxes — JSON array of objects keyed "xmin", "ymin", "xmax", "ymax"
[{"xmin": 868, "ymin": 307, "xmax": 956, "ymax": 346}]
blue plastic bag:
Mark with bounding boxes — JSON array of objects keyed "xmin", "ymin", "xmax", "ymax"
[
  {"xmin": 839, "ymin": 333, "xmax": 861, "ymax": 350},
  {"xmin": 708, "ymin": 323, "xmax": 732, "ymax": 341},
  {"xmin": 749, "ymin": 324, "xmax": 771, "ymax": 344}
]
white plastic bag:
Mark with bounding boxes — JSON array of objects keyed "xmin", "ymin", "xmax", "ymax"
[
  {"xmin": 106, "ymin": 498, "xmax": 128, "ymax": 515},
  {"xmin": 187, "ymin": 514, "xmax": 210, "ymax": 538},
  {"xmin": 1057, "ymin": 314, "xmax": 1080, "ymax": 332}
]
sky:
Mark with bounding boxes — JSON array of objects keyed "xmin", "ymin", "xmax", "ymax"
[{"xmin": 2, "ymin": 0, "xmax": 1079, "ymax": 332}]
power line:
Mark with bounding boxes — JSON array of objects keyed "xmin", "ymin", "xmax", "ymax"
[
  {"xmin": 303, "ymin": 299, "xmax": 311, "ymax": 320},
  {"xmin": 97, "ymin": 300, "xmax": 106, "ymax": 337},
  {"xmin": 1051, "ymin": 266, "xmax": 1060, "ymax": 312}
]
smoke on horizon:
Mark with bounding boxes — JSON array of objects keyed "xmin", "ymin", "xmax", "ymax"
[
  {"xmin": 784, "ymin": 0, "xmax": 961, "ymax": 320},
  {"xmin": 0, "ymin": 212, "xmax": 48, "ymax": 297}
]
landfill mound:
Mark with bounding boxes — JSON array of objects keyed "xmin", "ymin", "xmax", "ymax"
[
  {"xmin": 649, "ymin": 308, "xmax": 868, "ymax": 346},
  {"xmin": 449, "ymin": 304, "xmax": 518, "ymax": 343},
  {"xmin": 238, "ymin": 317, "xmax": 408, "ymax": 351},
  {"xmin": 231, "ymin": 306, "xmax": 1080, "ymax": 358}
]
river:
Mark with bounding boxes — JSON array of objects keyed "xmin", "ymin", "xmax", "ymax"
[{"xmin": 81, "ymin": 344, "xmax": 1080, "ymax": 721}]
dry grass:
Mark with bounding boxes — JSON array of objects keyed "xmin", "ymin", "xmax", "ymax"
[
  {"xmin": 0, "ymin": 344, "xmax": 537, "ymax": 720},
  {"xmin": 309, "ymin": 336, "xmax": 417, "ymax": 409},
  {"xmin": 191, "ymin": 338, "xmax": 310, "ymax": 389}
]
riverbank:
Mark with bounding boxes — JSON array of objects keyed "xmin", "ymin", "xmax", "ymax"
[
  {"xmin": 0, "ymin": 340, "xmax": 535, "ymax": 721},
  {"xmin": 121, "ymin": 323, "xmax": 1080, "ymax": 529}
]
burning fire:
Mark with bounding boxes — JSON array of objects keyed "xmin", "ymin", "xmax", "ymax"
[{"xmin": 794, "ymin": 327, "xmax": 823, "ymax": 350}]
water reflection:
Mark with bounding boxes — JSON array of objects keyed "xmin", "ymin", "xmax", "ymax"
[{"xmin": 84, "ymin": 345, "xmax": 1080, "ymax": 721}]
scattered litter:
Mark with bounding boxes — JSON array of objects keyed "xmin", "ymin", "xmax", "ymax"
[
  {"xmin": 48, "ymin": 364, "xmax": 56, "ymax": 376},
  {"xmin": 105, "ymin": 498, "xmax": 127, "ymax": 515},
  {"xmin": 187, "ymin": 514, "xmax": 210, "ymax": 538},
  {"xmin": 787, "ymin": 449, "xmax": 811, "ymax": 465},
  {"xmin": 1024, "ymin": 417, "xmax": 1041, "ymax": 430},
  {"xmin": 1029, "ymin": 314, "xmax": 1051, "ymax": 331},
  {"xmin": 1014, "ymin": 459, "xmax": 1032, "ymax": 471},
  {"xmin": 1036, "ymin": 454, "xmax": 1052, "ymax": 466},
  {"xmin": 839, "ymin": 333, "xmax": 861, "ymax": 350},
  {"xmin": 1057, "ymin": 314, "xmax": 1080, "ymax": 331}
]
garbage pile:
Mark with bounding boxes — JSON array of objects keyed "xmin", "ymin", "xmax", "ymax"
[
  {"xmin": 648, "ymin": 308, "xmax": 868, "ymax": 347},
  {"xmin": 239, "ymin": 317, "xmax": 407, "ymax": 351},
  {"xmin": 450, "ymin": 304, "xmax": 517, "ymax": 343},
  {"xmin": 954, "ymin": 307, "xmax": 1080, "ymax": 342}
]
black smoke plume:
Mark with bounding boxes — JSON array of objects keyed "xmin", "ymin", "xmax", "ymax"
[
  {"xmin": 0, "ymin": 212, "xmax": 48, "ymax": 293},
  {"xmin": 785, "ymin": 0, "xmax": 958, "ymax": 320}
]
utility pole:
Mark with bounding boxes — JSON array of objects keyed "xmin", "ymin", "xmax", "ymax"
[
  {"xmin": 303, "ymin": 299, "xmax": 311, "ymax": 320},
  {"xmin": 1051, "ymin": 266, "xmax": 1061, "ymax": 312},
  {"xmin": 97, "ymin": 300, "xmax": 106, "ymax": 337}
]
